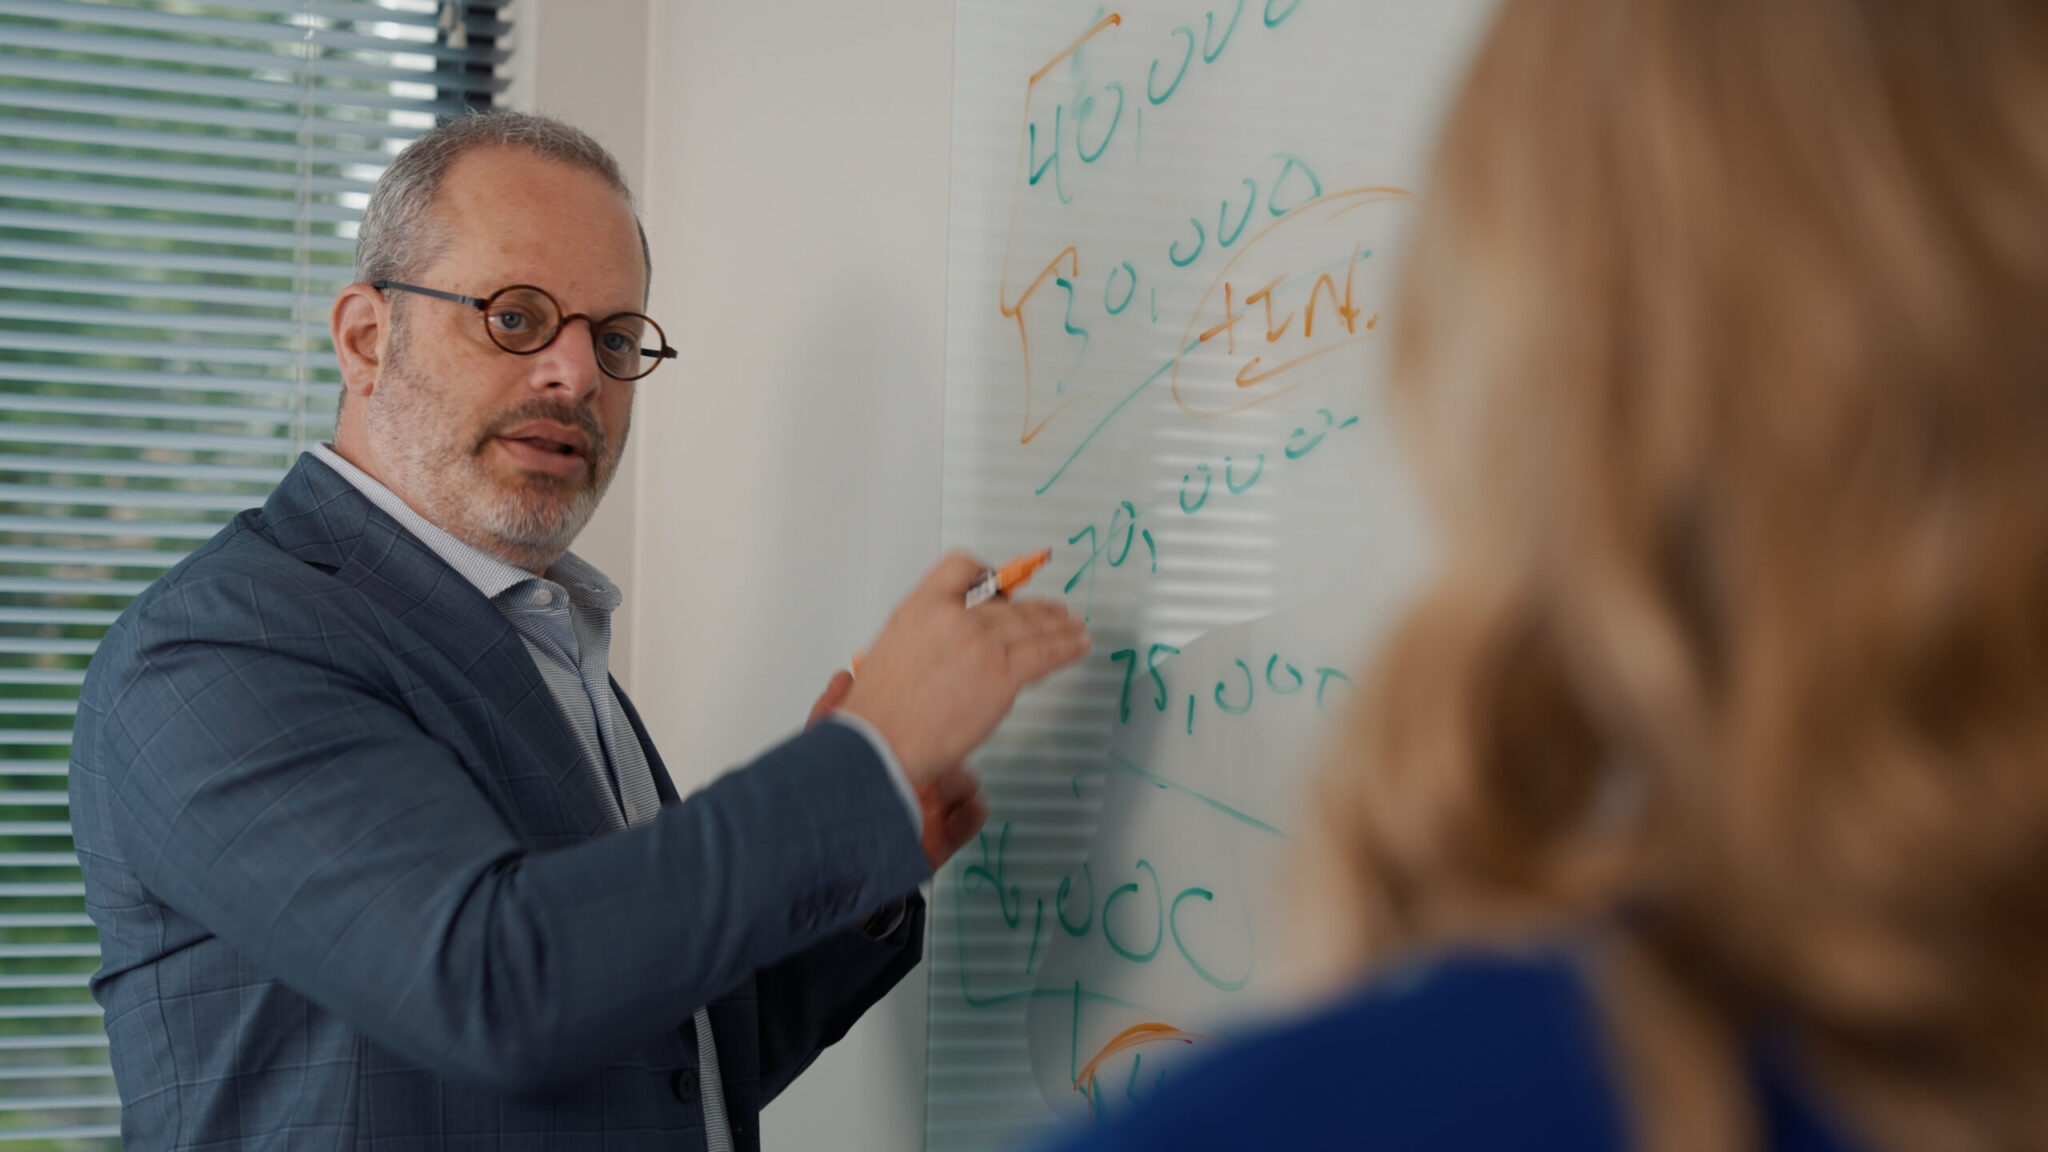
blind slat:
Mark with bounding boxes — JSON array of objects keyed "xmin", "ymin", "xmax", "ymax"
[
  {"xmin": 0, "ymin": 1036, "xmax": 108, "ymax": 1051},
  {"xmin": 0, "ymin": 56, "xmax": 503, "ymax": 112},
  {"xmin": 0, "ymin": 114, "xmax": 398, "ymax": 168},
  {"xmin": 0, "ymin": 148, "xmax": 373, "ymax": 195},
  {"xmin": 0, "ymin": 546, "xmax": 186, "ymax": 570},
  {"xmin": 0, "ymin": 515, "xmax": 232, "ymax": 541},
  {"xmin": 244, "ymin": 0, "xmax": 512, "ymax": 25},
  {"xmin": 0, "ymin": 885, "xmax": 85, "ymax": 899},
  {"xmin": 0, "ymin": 205, "xmax": 365, "ymax": 251},
  {"xmin": 0, "ymin": 701, "xmax": 83, "ymax": 716},
  {"xmin": 0, "ymin": 300, "xmax": 323, "ymax": 339},
  {"xmin": 0, "ymin": 85, "xmax": 442, "ymax": 140},
  {"xmin": 0, "ymin": 670, "xmax": 91, "ymax": 686},
  {"xmin": 0, "ymin": 639, "xmax": 101, "ymax": 654},
  {"xmin": 0, "ymin": 457, "xmax": 292, "ymax": 485},
  {"xmin": 0, "ymin": 1094, "xmax": 119, "ymax": 1110},
  {"xmin": 0, "ymin": 0, "xmax": 507, "ymax": 41},
  {"xmin": 0, "ymin": 332, "xmax": 308, "ymax": 367},
  {"xmin": 3, "ymin": 24, "xmax": 507, "ymax": 78},
  {"xmin": 0, "ymin": 238, "xmax": 356, "ymax": 279},
  {"xmin": 0, "ymin": 758, "xmax": 85, "ymax": 772},
  {"xmin": 0, "ymin": 270, "xmax": 340, "ymax": 311},
  {"xmin": 0, "ymin": 815, "xmax": 75, "ymax": 832},
  {"xmin": 0, "ymin": 426, "xmax": 302, "ymax": 453},
  {"xmin": 0, "ymin": 363, "xmax": 332, "ymax": 398},
  {"xmin": 0, "ymin": 392, "xmax": 320, "ymax": 426},
  {"xmin": 209, "ymin": 0, "xmax": 510, "ymax": 28},
  {"xmin": 2, "ymin": 174, "xmax": 361, "ymax": 225},
  {"xmin": 0, "ymin": 484, "xmax": 268, "ymax": 513},
  {"xmin": 0, "ymin": 1125, "xmax": 122, "ymax": 1142}
]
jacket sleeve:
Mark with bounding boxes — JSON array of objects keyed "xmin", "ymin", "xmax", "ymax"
[
  {"xmin": 73, "ymin": 572, "xmax": 932, "ymax": 1094},
  {"xmin": 751, "ymin": 889, "xmax": 927, "ymax": 1105}
]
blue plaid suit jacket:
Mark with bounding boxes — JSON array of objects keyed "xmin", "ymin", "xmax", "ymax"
[{"xmin": 70, "ymin": 454, "xmax": 930, "ymax": 1150}]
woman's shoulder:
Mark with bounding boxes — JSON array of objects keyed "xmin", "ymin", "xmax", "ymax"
[{"xmin": 1041, "ymin": 943, "xmax": 1632, "ymax": 1152}]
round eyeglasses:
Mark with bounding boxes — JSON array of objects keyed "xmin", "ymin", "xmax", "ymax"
[{"xmin": 372, "ymin": 280, "xmax": 678, "ymax": 382}]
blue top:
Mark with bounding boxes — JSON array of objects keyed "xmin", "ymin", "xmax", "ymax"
[{"xmin": 1034, "ymin": 946, "xmax": 1863, "ymax": 1152}]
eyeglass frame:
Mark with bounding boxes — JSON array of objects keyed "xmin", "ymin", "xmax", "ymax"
[{"xmin": 370, "ymin": 279, "xmax": 678, "ymax": 381}]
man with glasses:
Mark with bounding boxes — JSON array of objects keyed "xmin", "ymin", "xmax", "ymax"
[{"xmin": 69, "ymin": 111, "xmax": 1089, "ymax": 1150}]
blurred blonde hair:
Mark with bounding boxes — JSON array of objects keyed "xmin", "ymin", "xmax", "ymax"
[{"xmin": 1306, "ymin": 1, "xmax": 2048, "ymax": 1147}]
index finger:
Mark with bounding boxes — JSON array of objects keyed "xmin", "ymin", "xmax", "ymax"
[{"xmin": 915, "ymin": 551, "xmax": 990, "ymax": 601}]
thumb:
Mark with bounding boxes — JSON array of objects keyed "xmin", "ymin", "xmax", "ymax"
[
  {"xmin": 806, "ymin": 669, "xmax": 856, "ymax": 728},
  {"xmin": 915, "ymin": 551, "xmax": 991, "ymax": 602}
]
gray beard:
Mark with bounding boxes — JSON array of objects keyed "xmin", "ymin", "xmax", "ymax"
[{"xmin": 365, "ymin": 352, "xmax": 622, "ymax": 571}]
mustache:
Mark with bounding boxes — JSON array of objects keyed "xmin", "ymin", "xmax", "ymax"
[{"xmin": 472, "ymin": 400, "xmax": 610, "ymax": 466}]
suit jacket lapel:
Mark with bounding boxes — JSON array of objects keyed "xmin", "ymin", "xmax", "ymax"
[{"xmin": 259, "ymin": 454, "xmax": 621, "ymax": 838}]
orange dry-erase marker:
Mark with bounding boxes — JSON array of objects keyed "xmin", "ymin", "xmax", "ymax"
[
  {"xmin": 851, "ymin": 549, "xmax": 1053, "ymax": 676},
  {"xmin": 962, "ymin": 548, "xmax": 1052, "ymax": 608}
]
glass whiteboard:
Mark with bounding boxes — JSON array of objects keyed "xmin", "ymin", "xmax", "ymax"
[{"xmin": 930, "ymin": 2, "xmax": 1494, "ymax": 1147}]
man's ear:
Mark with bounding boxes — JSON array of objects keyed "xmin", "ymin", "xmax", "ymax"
[{"xmin": 332, "ymin": 283, "xmax": 388, "ymax": 399}]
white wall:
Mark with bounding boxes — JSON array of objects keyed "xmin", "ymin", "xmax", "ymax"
[
  {"xmin": 502, "ymin": 0, "xmax": 649, "ymax": 682},
  {"xmin": 513, "ymin": 3, "xmax": 954, "ymax": 1149}
]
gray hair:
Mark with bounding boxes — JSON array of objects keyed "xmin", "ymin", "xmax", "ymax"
[{"xmin": 354, "ymin": 109, "xmax": 652, "ymax": 290}]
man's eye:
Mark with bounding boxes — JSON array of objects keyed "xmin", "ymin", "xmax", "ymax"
[
  {"xmin": 599, "ymin": 331, "xmax": 634, "ymax": 354},
  {"xmin": 491, "ymin": 311, "xmax": 530, "ymax": 332}
]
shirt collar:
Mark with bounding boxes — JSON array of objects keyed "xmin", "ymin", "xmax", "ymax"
[{"xmin": 308, "ymin": 443, "xmax": 619, "ymax": 611}]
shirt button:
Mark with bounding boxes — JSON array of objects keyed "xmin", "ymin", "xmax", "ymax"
[{"xmin": 670, "ymin": 1067, "xmax": 698, "ymax": 1102}]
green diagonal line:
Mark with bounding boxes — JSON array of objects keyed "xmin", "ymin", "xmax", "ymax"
[{"xmin": 1073, "ymin": 753, "xmax": 1289, "ymax": 839}]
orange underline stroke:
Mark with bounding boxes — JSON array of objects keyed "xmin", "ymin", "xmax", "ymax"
[
  {"xmin": 1072, "ymin": 1021, "xmax": 1210, "ymax": 1096},
  {"xmin": 1234, "ymin": 339, "xmax": 1367, "ymax": 388}
]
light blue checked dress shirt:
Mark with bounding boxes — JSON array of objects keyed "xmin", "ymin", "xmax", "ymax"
[{"xmin": 312, "ymin": 445, "xmax": 915, "ymax": 1148}]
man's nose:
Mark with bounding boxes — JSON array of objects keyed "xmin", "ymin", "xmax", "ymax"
[{"xmin": 528, "ymin": 316, "xmax": 605, "ymax": 400}]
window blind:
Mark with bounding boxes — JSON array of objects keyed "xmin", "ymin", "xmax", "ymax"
[{"xmin": 0, "ymin": 1, "xmax": 505, "ymax": 1142}]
